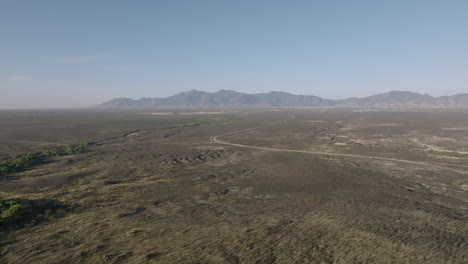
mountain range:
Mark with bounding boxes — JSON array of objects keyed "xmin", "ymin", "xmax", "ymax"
[{"xmin": 95, "ymin": 90, "xmax": 468, "ymax": 109}]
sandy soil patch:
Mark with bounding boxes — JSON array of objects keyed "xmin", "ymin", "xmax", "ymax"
[
  {"xmin": 414, "ymin": 140, "xmax": 468, "ymax": 155},
  {"xmin": 137, "ymin": 112, "xmax": 174, "ymax": 115},
  {"xmin": 192, "ymin": 145, "xmax": 225, "ymax": 151},
  {"xmin": 138, "ymin": 112, "xmax": 226, "ymax": 116},
  {"xmin": 305, "ymin": 120, "xmax": 328, "ymax": 123},
  {"xmin": 373, "ymin": 123, "xmax": 403, "ymax": 127},
  {"xmin": 441, "ymin": 127, "xmax": 468, "ymax": 131},
  {"xmin": 179, "ymin": 112, "xmax": 226, "ymax": 115}
]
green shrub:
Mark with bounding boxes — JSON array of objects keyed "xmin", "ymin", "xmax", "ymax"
[
  {"xmin": 65, "ymin": 142, "xmax": 88, "ymax": 155},
  {"xmin": 0, "ymin": 152, "xmax": 46, "ymax": 176},
  {"xmin": 0, "ymin": 142, "xmax": 89, "ymax": 176},
  {"xmin": 0, "ymin": 199, "xmax": 24, "ymax": 218},
  {"xmin": 43, "ymin": 150, "xmax": 60, "ymax": 157}
]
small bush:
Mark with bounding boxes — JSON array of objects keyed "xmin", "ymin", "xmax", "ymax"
[
  {"xmin": 0, "ymin": 152, "xmax": 46, "ymax": 176},
  {"xmin": 0, "ymin": 142, "xmax": 89, "ymax": 176},
  {"xmin": 0, "ymin": 199, "xmax": 24, "ymax": 218},
  {"xmin": 43, "ymin": 150, "xmax": 60, "ymax": 157},
  {"xmin": 65, "ymin": 142, "xmax": 88, "ymax": 155}
]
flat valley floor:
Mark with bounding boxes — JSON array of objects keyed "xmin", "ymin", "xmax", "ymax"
[{"xmin": 0, "ymin": 109, "xmax": 467, "ymax": 263}]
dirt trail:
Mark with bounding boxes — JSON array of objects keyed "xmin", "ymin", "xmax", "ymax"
[{"xmin": 210, "ymin": 115, "xmax": 468, "ymax": 175}]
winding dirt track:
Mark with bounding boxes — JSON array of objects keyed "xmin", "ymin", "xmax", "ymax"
[{"xmin": 210, "ymin": 115, "xmax": 468, "ymax": 175}]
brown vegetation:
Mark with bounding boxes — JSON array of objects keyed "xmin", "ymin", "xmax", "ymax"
[{"xmin": 0, "ymin": 109, "xmax": 467, "ymax": 263}]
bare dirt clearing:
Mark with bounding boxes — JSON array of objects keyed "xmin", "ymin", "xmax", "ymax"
[{"xmin": 138, "ymin": 112, "xmax": 227, "ymax": 116}]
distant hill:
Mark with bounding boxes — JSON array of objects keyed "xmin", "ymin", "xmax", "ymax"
[{"xmin": 95, "ymin": 90, "xmax": 468, "ymax": 109}]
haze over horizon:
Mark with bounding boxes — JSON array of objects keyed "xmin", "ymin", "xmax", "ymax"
[{"xmin": 1, "ymin": 0, "xmax": 468, "ymax": 109}]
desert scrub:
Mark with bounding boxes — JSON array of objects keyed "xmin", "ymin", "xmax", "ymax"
[
  {"xmin": 0, "ymin": 199, "xmax": 24, "ymax": 218},
  {"xmin": 0, "ymin": 142, "xmax": 89, "ymax": 176},
  {"xmin": 65, "ymin": 142, "xmax": 88, "ymax": 155},
  {"xmin": 0, "ymin": 198, "xmax": 68, "ymax": 230},
  {"xmin": 0, "ymin": 152, "xmax": 47, "ymax": 175}
]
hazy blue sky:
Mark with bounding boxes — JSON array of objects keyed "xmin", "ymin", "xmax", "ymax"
[{"xmin": 1, "ymin": 0, "xmax": 468, "ymax": 108}]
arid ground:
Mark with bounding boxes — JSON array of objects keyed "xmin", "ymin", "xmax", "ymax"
[{"xmin": 1, "ymin": 109, "xmax": 467, "ymax": 263}]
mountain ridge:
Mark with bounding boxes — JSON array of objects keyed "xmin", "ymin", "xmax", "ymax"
[{"xmin": 95, "ymin": 90, "xmax": 468, "ymax": 109}]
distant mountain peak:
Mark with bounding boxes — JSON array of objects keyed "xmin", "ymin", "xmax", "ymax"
[{"xmin": 94, "ymin": 90, "xmax": 468, "ymax": 109}]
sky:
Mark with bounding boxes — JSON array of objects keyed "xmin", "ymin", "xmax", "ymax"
[{"xmin": 1, "ymin": 0, "xmax": 468, "ymax": 109}]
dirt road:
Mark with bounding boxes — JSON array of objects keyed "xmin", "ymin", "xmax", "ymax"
[{"xmin": 210, "ymin": 115, "xmax": 468, "ymax": 175}]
